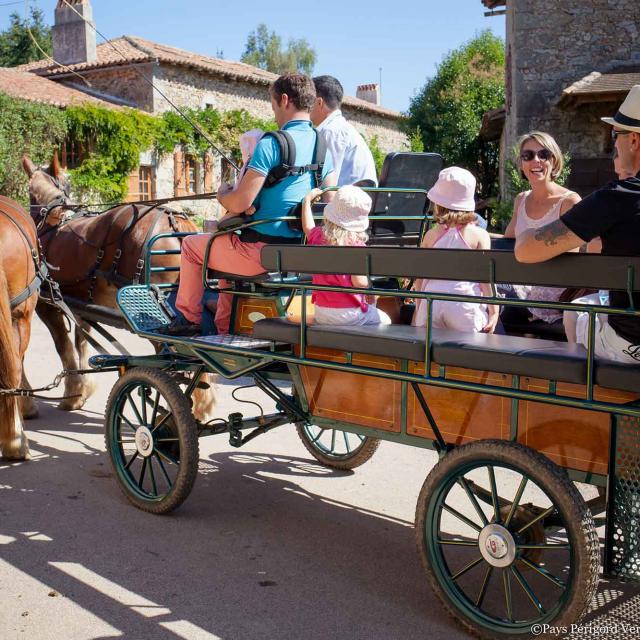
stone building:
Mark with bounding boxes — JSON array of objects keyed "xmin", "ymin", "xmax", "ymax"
[
  {"xmin": 20, "ymin": 0, "xmax": 406, "ymax": 213},
  {"xmin": 481, "ymin": 0, "xmax": 640, "ymax": 197}
]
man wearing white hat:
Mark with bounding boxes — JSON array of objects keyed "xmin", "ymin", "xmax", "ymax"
[{"xmin": 515, "ymin": 85, "xmax": 640, "ymax": 363}]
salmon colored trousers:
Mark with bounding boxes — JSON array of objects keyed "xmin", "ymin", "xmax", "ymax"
[{"xmin": 175, "ymin": 233, "xmax": 266, "ymax": 334}]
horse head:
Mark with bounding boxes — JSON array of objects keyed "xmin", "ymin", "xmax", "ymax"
[{"xmin": 22, "ymin": 153, "xmax": 72, "ymax": 231}]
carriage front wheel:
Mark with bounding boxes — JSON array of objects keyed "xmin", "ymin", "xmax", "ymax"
[
  {"xmin": 105, "ymin": 368, "xmax": 199, "ymax": 514},
  {"xmin": 296, "ymin": 424, "xmax": 380, "ymax": 470},
  {"xmin": 415, "ymin": 440, "xmax": 599, "ymax": 639}
]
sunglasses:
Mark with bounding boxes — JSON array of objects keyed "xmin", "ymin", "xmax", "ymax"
[
  {"xmin": 611, "ymin": 129, "xmax": 632, "ymax": 141},
  {"xmin": 520, "ymin": 149, "xmax": 553, "ymax": 162}
]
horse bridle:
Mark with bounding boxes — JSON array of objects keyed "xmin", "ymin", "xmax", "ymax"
[{"xmin": 30, "ymin": 168, "xmax": 73, "ymax": 233}]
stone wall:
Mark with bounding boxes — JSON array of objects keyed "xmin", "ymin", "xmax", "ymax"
[{"xmin": 505, "ymin": 0, "xmax": 640, "ymax": 195}]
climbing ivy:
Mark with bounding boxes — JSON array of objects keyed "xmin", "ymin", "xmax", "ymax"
[
  {"xmin": 0, "ymin": 93, "xmax": 66, "ymax": 204},
  {"xmin": 0, "ymin": 92, "xmax": 276, "ymax": 204}
]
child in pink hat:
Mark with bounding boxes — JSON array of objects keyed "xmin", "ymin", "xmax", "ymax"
[
  {"xmin": 412, "ymin": 167, "xmax": 499, "ymax": 333},
  {"xmin": 301, "ymin": 185, "xmax": 391, "ymax": 326}
]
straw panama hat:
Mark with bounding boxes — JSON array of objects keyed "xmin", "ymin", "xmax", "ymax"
[
  {"xmin": 323, "ymin": 185, "xmax": 372, "ymax": 232},
  {"xmin": 602, "ymin": 85, "xmax": 640, "ymax": 134},
  {"xmin": 427, "ymin": 167, "xmax": 477, "ymax": 212}
]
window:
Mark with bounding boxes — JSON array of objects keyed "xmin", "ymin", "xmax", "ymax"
[
  {"xmin": 60, "ymin": 138, "xmax": 86, "ymax": 169},
  {"xmin": 138, "ymin": 166, "xmax": 154, "ymax": 201},
  {"xmin": 184, "ymin": 154, "xmax": 199, "ymax": 195}
]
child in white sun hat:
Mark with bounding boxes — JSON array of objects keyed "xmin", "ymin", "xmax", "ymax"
[
  {"xmin": 301, "ymin": 185, "xmax": 391, "ymax": 326},
  {"xmin": 412, "ymin": 167, "xmax": 499, "ymax": 333}
]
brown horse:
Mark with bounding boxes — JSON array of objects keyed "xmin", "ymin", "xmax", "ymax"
[
  {"xmin": 0, "ymin": 196, "xmax": 41, "ymax": 459},
  {"xmin": 22, "ymin": 153, "xmax": 216, "ymax": 418}
]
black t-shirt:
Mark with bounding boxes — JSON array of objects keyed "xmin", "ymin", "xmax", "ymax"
[{"xmin": 561, "ymin": 173, "xmax": 640, "ymax": 344}]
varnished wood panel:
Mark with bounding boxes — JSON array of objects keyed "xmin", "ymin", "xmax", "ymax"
[
  {"xmin": 518, "ymin": 379, "xmax": 637, "ymax": 476},
  {"xmin": 299, "ymin": 347, "xmax": 402, "ymax": 432},
  {"xmin": 408, "ymin": 363, "xmax": 511, "ymax": 444},
  {"xmin": 234, "ymin": 297, "xmax": 280, "ymax": 334}
]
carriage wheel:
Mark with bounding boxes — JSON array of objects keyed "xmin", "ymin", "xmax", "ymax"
[
  {"xmin": 295, "ymin": 423, "xmax": 380, "ymax": 470},
  {"xmin": 105, "ymin": 368, "xmax": 199, "ymax": 514},
  {"xmin": 415, "ymin": 440, "xmax": 599, "ymax": 639}
]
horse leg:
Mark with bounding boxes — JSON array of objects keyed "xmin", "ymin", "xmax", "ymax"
[
  {"xmin": 19, "ymin": 365, "xmax": 39, "ymax": 420},
  {"xmin": 0, "ymin": 272, "xmax": 29, "ymax": 460},
  {"xmin": 192, "ymin": 373, "xmax": 217, "ymax": 423},
  {"xmin": 35, "ymin": 301, "xmax": 89, "ymax": 411},
  {"xmin": 74, "ymin": 319, "xmax": 96, "ymax": 400}
]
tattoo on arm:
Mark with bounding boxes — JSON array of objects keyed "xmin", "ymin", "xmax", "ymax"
[{"xmin": 534, "ymin": 220, "xmax": 570, "ymax": 246}]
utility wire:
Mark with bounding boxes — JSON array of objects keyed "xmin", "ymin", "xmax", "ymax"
[{"xmin": 59, "ymin": 0, "xmax": 239, "ymax": 171}]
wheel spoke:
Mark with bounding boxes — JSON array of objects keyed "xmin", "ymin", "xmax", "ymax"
[
  {"xmin": 504, "ymin": 475, "xmax": 528, "ymax": 528},
  {"xmin": 118, "ymin": 412, "xmax": 137, "ymax": 433},
  {"xmin": 155, "ymin": 437, "xmax": 180, "ymax": 442},
  {"xmin": 150, "ymin": 410, "xmax": 173, "ymax": 434},
  {"xmin": 516, "ymin": 543, "xmax": 570, "ymax": 550},
  {"xmin": 438, "ymin": 538, "xmax": 478, "ymax": 547},
  {"xmin": 154, "ymin": 451, "xmax": 172, "ymax": 486},
  {"xmin": 343, "ymin": 431, "xmax": 351, "ymax": 452},
  {"xmin": 126, "ymin": 392, "xmax": 145, "ymax": 426},
  {"xmin": 503, "ymin": 568, "xmax": 513, "ymax": 622},
  {"xmin": 124, "ymin": 450, "xmax": 139, "ymax": 471},
  {"xmin": 487, "ymin": 465, "xmax": 500, "ymax": 523},
  {"xmin": 458, "ymin": 476, "xmax": 489, "ymax": 526},
  {"xmin": 475, "ymin": 565, "xmax": 493, "ymax": 608},
  {"xmin": 150, "ymin": 390, "xmax": 160, "ymax": 428},
  {"xmin": 117, "ymin": 439, "xmax": 136, "ymax": 445},
  {"xmin": 516, "ymin": 505, "xmax": 556, "ymax": 535},
  {"xmin": 330, "ymin": 429, "xmax": 336, "ymax": 452},
  {"xmin": 442, "ymin": 503, "xmax": 483, "ymax": 533},
  {"xmin": 310, "ymin": 428, "xmax": 325, "ymax": 444},
  {"xmin": 450, "ymin": 556, "xmax": 484, "ymax": 582},
  {"xmin": 138, "ymin": 457, "xmax": 148, "ymax": 488},
  {"xmin": 148, "ymin": 456, "xmax": 158, "ymax": 496},
  {"xmin": 156, "ymin": 447, "xmax": 180, "ymax": 466},
  {"xmin": 519, "ymin": 557, "xmax": 566, "ymax": 589},
  {"xmin": 140, "ymin": 386, "xmax": 148, "ymax": 426},
  {"xmin": 511, "ymin": 565, "xmax": 546, "ymax": 615}
]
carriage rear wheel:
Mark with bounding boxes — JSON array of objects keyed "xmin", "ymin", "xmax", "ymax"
[
  {"xmin": 295, "ymin": 423, "xmax": 380, "ymax": 470},
  {"xmin": 105, "ymin": 368, "xmax": 199, "ymax": 514},
  {"xmin": 415, "ymin": 440, "xmax": 599, "ymax": 639}
]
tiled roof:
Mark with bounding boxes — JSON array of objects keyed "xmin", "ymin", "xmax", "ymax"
[
  {"xmin": 20, "ymin": 36, "xmax": 401, "ymax": 119},
  {"xmin": 481, "ymin": 1, "xmax": 506, "ymax": 8},
  {"xmin": 0, "ymin": 67, "xmax": 121, "ymax": 109},
  {"xmin": 559, "ymin": 67, "xmax": 640, "ymax": 107}
]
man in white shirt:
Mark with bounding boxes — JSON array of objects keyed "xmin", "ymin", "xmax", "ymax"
[{"xmin": 310, "ymin": 75, "xmax": 378, "ymax": 186}]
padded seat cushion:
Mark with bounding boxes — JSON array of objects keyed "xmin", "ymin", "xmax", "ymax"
[{"xmin": 252, "ymin": 318, "xmax": 640, "ymax": 392}]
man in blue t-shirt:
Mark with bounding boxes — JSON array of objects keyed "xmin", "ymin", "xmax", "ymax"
[{"xmin": 162, "ymin": 73, "xmax": 336, "ymax": 335}]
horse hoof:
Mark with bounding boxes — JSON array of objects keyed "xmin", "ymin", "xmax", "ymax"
[
  {"xmin": 21, "ymin": 403, "xmax": 39, "ymax": 420},
  {"xmin": 1, "ymin": 438, "xmax": 31, "ymax": 461},
  {"xmin": 58, "ymin": 398, "xmax": 86, "ymax": 411}
]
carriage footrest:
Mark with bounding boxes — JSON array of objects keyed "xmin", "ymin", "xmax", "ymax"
[{"xmin": 605, "ymin": 413, "xmax": 640, "ymax": 581}]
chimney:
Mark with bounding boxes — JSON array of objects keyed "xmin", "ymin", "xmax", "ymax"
[
  {"xmin": 356, "ymin": 83, "xmax": 380, "ymax": 106},
  {"xmin": 52, "ymin": 0, "xmax": 97, "ymax": 66}
]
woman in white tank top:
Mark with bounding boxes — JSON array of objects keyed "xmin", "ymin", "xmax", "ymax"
[{"xmin": 503, "ymin": 132, "xmax": 581, "ymax": 324}]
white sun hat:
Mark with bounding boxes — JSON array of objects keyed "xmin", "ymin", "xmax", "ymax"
[
  {"xmin": 427, "ymin": 166, "xmax": 477, "ymax": 212},
  {"xmin": 602, "ymin": 85, "xmax": 640, "ymax": 134},
  {"xmin": 323, "ymin": 185, "xmax": 372, "ymax": 232}
]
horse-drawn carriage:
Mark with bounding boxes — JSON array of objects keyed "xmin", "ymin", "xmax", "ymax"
[{"xmin": 67, "ymin": 153, "xmax": 639, "ymax": 639}]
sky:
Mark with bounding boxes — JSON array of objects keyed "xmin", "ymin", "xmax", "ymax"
[{"xmin": 1, "ymin": 0, "xmax": 505, "ymax": 113}]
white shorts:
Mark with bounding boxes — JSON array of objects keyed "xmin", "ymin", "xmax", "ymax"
[
  {"xmin": 414, "ymin": 299, "xmax": 488, "ymax": 332},
  {"xmin": 575, "ymin": 298, "xmax": 640, "ymax": 364},
  {"xmin": 313, "ymin": 304, "xmax": 392, "ymax": 326}
]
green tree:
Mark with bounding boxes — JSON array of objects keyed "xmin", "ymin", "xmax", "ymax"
[
  {"xmin": 241, "ymin": 24, "xmax": 316, "ymax": 75},
  {"xmin": 405, "ymin": 30, "xmax": 505, "ymax": 199},
  {"xmin": 0, "ymin": 8, "xmax": 51, "ymax": 67}
]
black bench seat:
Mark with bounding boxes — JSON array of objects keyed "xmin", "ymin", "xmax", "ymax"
[{"xmin": 252, "ymin": 318, "xmax": 640, "ymax": 394}]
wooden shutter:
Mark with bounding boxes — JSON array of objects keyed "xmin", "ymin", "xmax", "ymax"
[
  {"xmin": 126, "ymin": 168, "xmax": 140, "ymax": 202},
  {"xmin": 203, "ymin": 152, "xmax": 214, "ymax": 193},
  {"xmin": 174, "ymin": 150, "xmax": 186, "ymax": 197}
]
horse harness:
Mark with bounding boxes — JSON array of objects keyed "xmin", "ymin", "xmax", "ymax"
[
  {"xmin": 0, "ymin": 198, "xmax": 49, "ymax": 309},
  {"xmin": 38, "ymin": 201, "xmax": 186, "ymax": 303}
]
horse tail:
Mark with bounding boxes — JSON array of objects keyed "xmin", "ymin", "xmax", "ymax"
[{"xmin": 0, "ymin": 262, "xmax": 21, "ymax": 448}]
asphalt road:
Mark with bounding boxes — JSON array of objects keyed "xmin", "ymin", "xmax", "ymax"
[{"xmin": 1, "ymin": 316, "xmax": 639, "ymax": 640}]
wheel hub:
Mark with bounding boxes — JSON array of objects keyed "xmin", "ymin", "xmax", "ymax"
[
  {"xmin": 478, "ymin": 524, "xmax": 516, "ymax": 567},
  {"xmin": 135, "ymin": 426, "xmax": 154, "ymax": 458}
]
